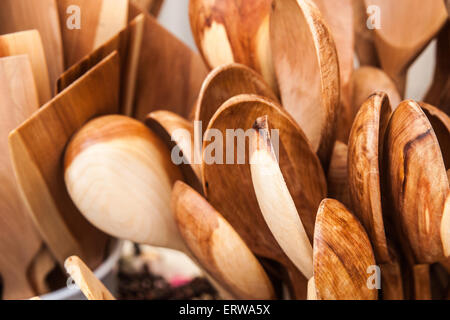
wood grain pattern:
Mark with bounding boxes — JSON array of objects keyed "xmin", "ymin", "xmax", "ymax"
[
  {"xmin": 195, "ymin": 63, "xmax": 277, "ymax": 149},
  {"xmin": 0, "ymin": 30, "xmax": 52, "ymax": 105},
  {"xmin": 57, "ymin": 0, "xmax": 129, "ymax": 68},
  {"xmin": 348, "ymin": 92, "xmax": 392, "ymax": 263},
  {"xmin": 0, "ymin": 55, "xmax": 42, "ymax": 299},
  {"xmin": 8, "ymin": 52, "xmax": 118, "ymax": 269},
  {"xmin": 202, "ymin": 94, "xmax": 326, "ymax": 299},
  {"xmin": 424, "ymin": 22, "xmax": 450, "ymax": 115},
  {"xmin": 189, "ymin": 0, "xmax": 276, "ymax": 92},
  {"xmin": 349, "ymin": 66, "xmax": 401, "ymax": 121},
  {"xmin": 0, "ymin": 0, "xmax": 64, "ymax": 94},
  {"xmin": 384, "ymin": 100, "xmax": 449, "ymax": 263},
  {"xmin": 327, "ymin": 141, "xmax": 351, "ymax": 209},
  {"xmin": 313, "ymin": 198, "xmax": 377, "ymax": 300},
  {"xmin": 65, "ymin": 256, "xmax": 115, "ymax": 300},
  {"xmin": 365, "ymin": 0, "xmax": 448, "ymax": 94},
  {"xmin": 145, "ymin": 110, "xmax": 202, "ymax": 193},
  {"xmin": 271, "ymin": 0, "xmax": 340, "ymax": 170},
  {"xmin": 352, "ymin": 0, "xmax": 380, "ymax": 66},
  {"xmin": 379, "ymin": 260, "xmax": 404, "ymax": 300},
  {"xmin": 172, "ymin": 181, "xmax": 275, "ymax": 300},
  {"xmin": 250, "ymin": 116, "xmax": 316, "ymax": 279}
]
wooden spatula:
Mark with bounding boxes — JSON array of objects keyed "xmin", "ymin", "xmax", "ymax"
[
  {"xmin": 365, "ymin": 0, "xmax": 448, "ymax": 95},
  {"xmin": 0, "ymin": 0, "xmax": 64, "ymax": 94},
  {"xmin": 8, "ymin": 52, "xmax": 118, "ymax": 269},
  {"xmin": 0, "ymin": 55, "xmax": 42, "ymax": 300},
  {"xmin": 311, "ymin": 198, "xmax": 378, "ymax": 300},
  {"xmin": 270, "ymin": 0, "xmax": 340, "ymax": 169},
  {"xmin": 0, "ymin": 30, "xmax": 52, "ymax": 105},
  {"xmin": 172, "ymin": 181, "xmax": 275, "ymax": 300},
  {"xmin": 56, "ymin": 0, "xmax": 129, "ymax": 68},
  {"xmin": 202, "ymin": 94, "xmax": 327, "ymax": 299},
  {"xmin": 65, "ymin": 256, "xmax": 115, "ymax": 300}
]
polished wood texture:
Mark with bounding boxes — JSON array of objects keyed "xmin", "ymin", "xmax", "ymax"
[
  {"xmin": 8, "ymin": 53, "xmax": 118, "ymax": 269},
  {"xmin": 189, "ymin": 0, "xmax": 276, "ymax": 91},
  {"xmin": 313, "ymin": 199, "xmax": 377, "ymax": 300},
  {"xmin": 327, "ymin": 141, "xmax": 351, "ymax": 209},
  {"xmin": 0, "ymin": 0, "xmax": 64, "ymax": 94},
  {"xmin": 57, "ymin": 0, "xmax": 129, "ymax": 68},
  {"xmin": 65, "ymin": 256, "xmax": 116, "ymax": 300},
  {"xmin": 0, "ymin": 55, "xmax": 42, "ymax": 299},
  {"xmin": 365, "ymin": 0, "xmax": 448, "ymax": 94},
  {"xmin": 271, "ymin": 0, "xmax": 339, "ymax": 169},
  {"xmin": 384, "ymin": 100, "xmax": 449, "ymax": 263},
  {"xmin": 202, "ymin": 94, "xmax": 327, "ymax": 298},
  {"xmin": 348, "ymin": 92, "xmax": 392, "ymax": 263},
  {"xmin": 0, "ymin": 30, "xmax": 52, "ymax": 105},
  {"xmin": 172, "ymin": 181, "xmax": 275, "ymax": 300}
]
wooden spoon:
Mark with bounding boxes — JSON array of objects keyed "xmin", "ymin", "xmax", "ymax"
[
  {"xmin": 327, "ymin": 141, "xmax": 352, "ymax": 209},
  {"xmin": 311, "ymin": 198, "xmax": 377, "ymax": 300},
  {"xmin": 352, "ymin": 0, "xmax": 380, "ymax": 66},
  {"xmin": 384, "ymin": 100, "xmax": 450, "ymax": 264},
  {"xmin": 0, "ymin": 0, "xmax": 64, "ymax": 94},
  {"xmin": 0, "ymin": 55, "xmax": 42, "ymax": 299},
  {"xmin": 56, "ymin": 0, "xmax": 129, "ymax": 69},
  {"xmin": 349, "ymin": 66, "xmax": 401, "ymax": 121},
  {"xmin": 172, "ymin": 181, "xmax": 275, "ymax": 300},
  {"xmin": 0, "ymin": 30, "xmax": 52, "ymax": 105},
  {"xmin": 270, "ymin": 0, "xmax": 340, "ymax": 169},
  {"xmin": 189, "ymin": 0, "xmax": 276, "ymax": 92},
  {"xmin": 195, "ymin": 63, "xmax": 277, "ymax": 147},
  {"xmin": 145, "ymin": 110, "xmax": 202, "ymax": 192},
  {"xmin": 202, "ymin": 94, "xmax": 327, "ymax": 299},
  {"xmin": 424, "ymin": 22, "xmax": 450, "ymax": 115},
  {"xmin": 65, "ymin": 256, "xmax": 115, "ymax": 300},
  {"xmin": 8, "ymin": 52, "xmax": 118, "ymax": 269},
  {"xmin": 365, "ymin": 0, "xmax": 448, "ymax": 95}
]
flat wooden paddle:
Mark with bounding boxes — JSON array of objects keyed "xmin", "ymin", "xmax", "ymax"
[
  {"xmin": 270, "ymin": 0, "xmax": 340, "ymax": 169},
  {"xmin": 8, "ymin": 52, "xmax": 118, "ymax": 270},
  {"xmin": 0, "ymin": 0, "xmax": 64, "ymax": 94},
  {"xmin": 0, "ymin": 30, "xmax": 52, "ymax": 105},
  {"xmin": 0, "ymin": 55, "xmax": 42, "ymax": 300}
]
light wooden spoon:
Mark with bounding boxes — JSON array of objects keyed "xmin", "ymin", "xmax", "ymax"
[
  {"xmin": 56, "ymin": 0, "xmax": 129, "ymax": 68},
  {"xmin": 349, "ymin": 66, "xmax": 401, "ymax": 121},
  {"xmin": 202, "ymin": 94, "xmax": 327, "ymax": 299},
  {"xmin": 271, "ymin": 0, "xmax": 340, "ymax": 169},
  {"xmin": 310, "ymin": 198, "xmax": 378, "ymax": 300},
  {"xmin": 365, "ymin": 0, "xmax": 448, "ymax": 95},
  {"xmin": 189, "ymin": 0, "xmax": 276, "ymax": 92},
  {"xmin": 0, "ymin": 30, "xmax": 52, "ymax": 105},
  {"xmin": 0, "ymin": 55, "xmax": 42, "ymax": 299},
  {"xmin": 65, "ymin": 256, "xmax": 115, "ymax": 300},
  {"xmin": 385, "ymin": 100, "xmax": 450, "ymax": 264},
  {"xmin": 0, "ymin": 0, "xmax": 64, "ymax": 94},
  {"xmin": 172, "ymin": 181, "xmax": 275, "ymax": 300},
  {"xmin": 8, "ymin": 52, "xmax": 118, "ymax": 269}
]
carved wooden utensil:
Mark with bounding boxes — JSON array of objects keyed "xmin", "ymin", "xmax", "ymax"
[
  {"xmin": 327, "ymin": 141, "xmax": 352, "ymax": 209},
  {"xmin": 0, "ymin": 55, "xmax": 42, "ymax": 299},
  {"xmin": 347, "ymin": 92, "xmax": 404, "ymax": 299},
  {"xmin": 385, "ymin": 100, "xmax": 450, "ymax": 264},
  {"xmin": 145, "ymin": 110, "xmax": 202, "ymax": 192},
  {"xmin": 202, "ymin": 94, "xmax": 327, "ymax": 299},
  {"xmin": 56, "ymin": 0, "xmax": 129, "ymax": 69},
  {"xmin": 349, "ymin": 66, "xmax": 401, "ymax": 121},
  {"xmin": 65, "ymin": 256, "xmax": 115, "ymax": 300},
  {"xmin": 0, "ymin": 0, "xmax": 64, "ymax": 93},
  {"xmin": 271, "ymin": 0, "xmax": 340, "ymax": 169},
  {"xmin": 8, "ymin": 53, "xmax": 118, "ymax": 269},
  {"xmin": 172, "ymin": 181, "xmax": 276, "ymax": 300},
  {"xmin": 310, "ymin": 199, "xmax": 378, "ymax": 300},
  {"xmin": 0, "ymin": 30, "xmax": 51, "ymax": 105},
  {"xmin": 365, "ymin": 0, "xmax": 448, "ymax": 95},
  {"xmin": 189, "ymin": 0, "xmax": 276, "ymax": 92}
]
